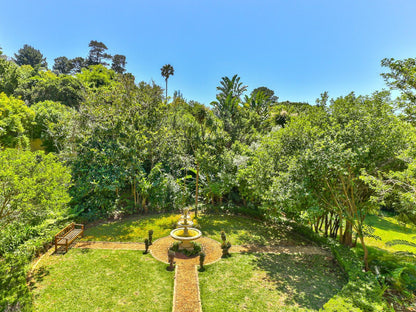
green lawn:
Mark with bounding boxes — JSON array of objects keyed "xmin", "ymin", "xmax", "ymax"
[
  {"xmin": 199, "ymin": 253, "xmax": 347, "ymax": 312},
  {"xmin": 354, "ymin": 214, "xmax": 416, "ymax": 309},
  {"xmin": 82, "ymin": 213, "xmax": 312, "ymax": 246},
  {"xmin": 82, "ymin": 213, "xmax": 180, "ymax": 242},
  {"xmin": 31, "ymin": 249, "xmax": 174, "ymax": 312},
  {"xmin": 365, "ymin": 214, "xmax": 416, "ymax": 254}
]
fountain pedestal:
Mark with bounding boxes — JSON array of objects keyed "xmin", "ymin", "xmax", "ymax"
[{"xmin": 170, "ymin": 208, "xmax": 202, "ymax": 250}]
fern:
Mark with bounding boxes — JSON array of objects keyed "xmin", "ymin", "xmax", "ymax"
[{"xmin": 386, "ymin": 239, "xmax": 416, "ymax": 248}]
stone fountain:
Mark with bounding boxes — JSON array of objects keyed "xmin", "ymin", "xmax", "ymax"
[{"xmin": 170, "ymin": 208, "xmax": 202, "ymax": 250}]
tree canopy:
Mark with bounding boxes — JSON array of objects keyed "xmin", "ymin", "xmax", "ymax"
[{"xmin": 14, "ymin": 44, "xmax": 47, "ymax": 68}]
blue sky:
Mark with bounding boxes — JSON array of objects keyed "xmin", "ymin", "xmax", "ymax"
[{"xmin": 1, "ymin": 0, "xmax": 416, "ymax": 105}]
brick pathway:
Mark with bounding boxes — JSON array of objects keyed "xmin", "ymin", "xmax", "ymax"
[
  {"xmin": 75, "ymin": 240, "xmax": 331, "ymax": 257},
  {"xmin": 150, "ymin": 236, "xmax": 222, "ymax": 312},
  {"xmin": 149, "ymin": 236, "xmax": 222, "ymax": 265},
  {"xmin": 230, "ymin": 244, "xmax": 331, "ymax": 256},
  {"xmin": 75, "ymin": 241, "xmax": 145, "ymax": 250},
  {"xmin": 173, "ymin": 263, "xmax": 202, "ymax": 312}
]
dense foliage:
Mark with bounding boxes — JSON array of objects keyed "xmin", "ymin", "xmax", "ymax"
[{"xmin": 1, "ymin": 41, "xmax": 416, "ymax": 310}]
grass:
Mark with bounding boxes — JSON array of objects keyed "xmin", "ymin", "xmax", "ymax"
[
  {"xmin": 199, "ymin": 253, "xmax": 347, "ymax": 312},
  {"xmin": 198, "ymin": 214, "xmax": 312, "ymax": 246},
  {"xmin": 353, "ymin": 214, "xmax": 416, "ymax": 309},
  {"xmin": 365, "ymin": 214, "xmax": 416, "ymax": 255},
  {"xmin": 82, "ymin": 214, "xmax": 180, "ymax": 242},
  {"xmin": 31, "ymin": 249, "xmax": 174, "ymax": 312},
  {"xmin": 83, "ymin": 213, "xmax": 312, "ymax": 246}
]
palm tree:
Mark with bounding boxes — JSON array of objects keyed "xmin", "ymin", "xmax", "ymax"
[{"xmin": 161, "ymin": 64, "xmax": 174, "ymax": 100}]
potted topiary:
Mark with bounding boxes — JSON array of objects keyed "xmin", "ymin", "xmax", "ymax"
[
  {"xmin": 148, "ymin": 229, "xmax": 154, "ymax": 245},
  {"xmin": 221, "ymin": 231, "xmax": 227, "ymax": 244},
  {"xmin": 199, "ymin": 251, "xmax": 206, "ymax": 271},
  {"xmin": 168, "ymin": 249, "xmax": 175, "ymax": 271},
  {"xmin": 144, "ymin": 238, "xmax": 150, "ymax": 254},
  {"xmin": 221, "ymin": 241, "xmax": 231, "ymax": 258}
]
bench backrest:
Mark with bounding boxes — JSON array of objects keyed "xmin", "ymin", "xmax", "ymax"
[{"xmin": 55, "ymin": 222, "xmax": 75, "ymax": 238}]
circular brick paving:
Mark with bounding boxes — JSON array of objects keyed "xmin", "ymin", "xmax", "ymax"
[{"xmin": 149, "ymin": 236, "xmax": 222, "ymax": 265}]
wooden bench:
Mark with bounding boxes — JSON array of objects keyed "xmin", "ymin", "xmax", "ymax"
[{"xmin": 55, "ymin": 222, "xmax": 84, "ymax": 252}]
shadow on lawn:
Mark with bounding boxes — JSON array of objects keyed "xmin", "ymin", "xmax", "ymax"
[
  {"xmin": 366, "ymin": 215, "xmax": 416, "ymax": 235},
  {"xmin": 28, "ymin": 266, "xmax": 50, "ymax": 291},
  {"xmin": 198, "ymin": 215, "xmax": 312, "ymax": 246},
  {"xmin": 251, "ymin": 253, "xmax": 347, "ymax": 310}
]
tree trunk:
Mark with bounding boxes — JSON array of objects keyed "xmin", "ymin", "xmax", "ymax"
[
  {"xmin": 324, "ymin": 214, "xmax": 329, "ymax": 237},
  {"xmin": 358, "ymin": 233, "xmax": 369, "ymax": 271},
  {"xmin": 165, "ymin": 79, "xmax": 168, "ymax": 100},
  {"xmin": 132, "ymin": 181, "xmax": 137, "ymax": 209},
  {"xmin": 342, "ymin": 220, "xmax": 353, "ymax": 247},
  {"xmin": 142, "ymin": 197, "xmax": 148, "ymax": 214},
  {"xmin": 195, "ymin": 162, "xmax": 199, "ymax": 218}
]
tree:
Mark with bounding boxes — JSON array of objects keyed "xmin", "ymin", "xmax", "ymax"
[
  {"xmin": 111, "ymin": 54, "xmax": 127, "ymax": 74},
  {"xmin": 87, "ymin": 40, "xmax": 112, "ymax": 66},
  {"xmin": 244, "ymin": 89, "xmax": 273, "ymax": 132},
  {"xmin": 251, "ymin": 86, "xmax": 278, "ymax": 103},
  {"xmin": 76, "ymin": 64, "xmax": 117, "ymax": 89},
  {"xmin": 363, "ymin": 130, "xmax": 416, "ymax": 226},
  {"xmin": 14, "ymin": 44, "xmax": 47, "ymax": 68},
  {"xmin": 70, "ymin": 57, "xmax": 87, "ymax": 74},
  {"xmin": 0, "ymin": 57, "xmax": 20, "ymax": 95},
  {"xmin": 381, "ymin": 57, "xmax": 416, "ymax": 124},
  {"xmin": 161, "ymin": 64, "xmax": 174, "ymax": 100},
  {"xmin": 0, "ymin": 93, "xmax": 35, "ymax": 149},
  {"xmin": 215, "ymin": 75, "xmax": 247, "ymax": 103},
  {"xmin": 14, "ymin": 71, "xmax": 85, "ymax": 108},
  {"xmin": 315, "ymin": 91, "xmax": 329, "ymax": 107},
  {"xmin": 211, "ymin": 75, "xmax": 247, "ymax": 143},
  {"xmin": 244, "ymin": 92, "xmax": 408, "ymax": 270},
  {"xmin": 53, "ymin": 56, "xmax": 73, "ymax": 75},
  {"xmin": 0, "ymin": 47, "xmax": 7, "ymax": 60},
  {"xmin": 0, "ymin": 148, "xmax": 71, "ymax": 227},
  {"xmin": 31, "ymin": 101, "xmax": 76, "ymax": 153}
]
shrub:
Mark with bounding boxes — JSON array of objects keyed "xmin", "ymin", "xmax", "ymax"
[
  {"xmin": 0, "ymin": 218, "xmax": 69, "ymax": 311},
  {"xmin": 169, "ymin": 241, "xmax": 202, "ymax": 257}
]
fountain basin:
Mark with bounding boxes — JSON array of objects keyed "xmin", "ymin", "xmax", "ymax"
[
  {"xmin": 177, "ymin": 219, "xmax": 194, "ymax": 227},
  {"xmin": 170, "ymin": 227, "xmax": 202, "ymax": 249}
]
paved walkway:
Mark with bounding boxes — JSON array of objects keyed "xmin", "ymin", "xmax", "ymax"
[
  {"xmin": 151, "ymin": 237, "xmax": 222, "ymax": 312},
  {"xmin": 74, "ymin": 237, "xmax": 332, "ymax": 312},
  {"xmin": 230, "ymin": 244, "xmax": 331, "ymax": 256},
  {"xmin": 75, "ymin": 240, "xmax": 331, "ymax": 257},
  {"xmin": 75, "ymin": 241, "xmax": 145, "ymax": 250},
  {"xmin": 173, "ymin": 263, "xmax": 202, "ymax": 312}
]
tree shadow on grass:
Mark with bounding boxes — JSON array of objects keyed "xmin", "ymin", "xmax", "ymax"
[
  {"xmin": 198, "ymin": 214, "xmax": 313, "ymax": 246},
  {"xmin": 28, "ymin": 266, "xmax": 50, "ymax": 291},
  {"xmin": 251, "ymin": 253, "xmax": 347, "ymax": 310},
  {"xmin": 366, "ymin": 215, "xmax": 416, "ymax": 235}
]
